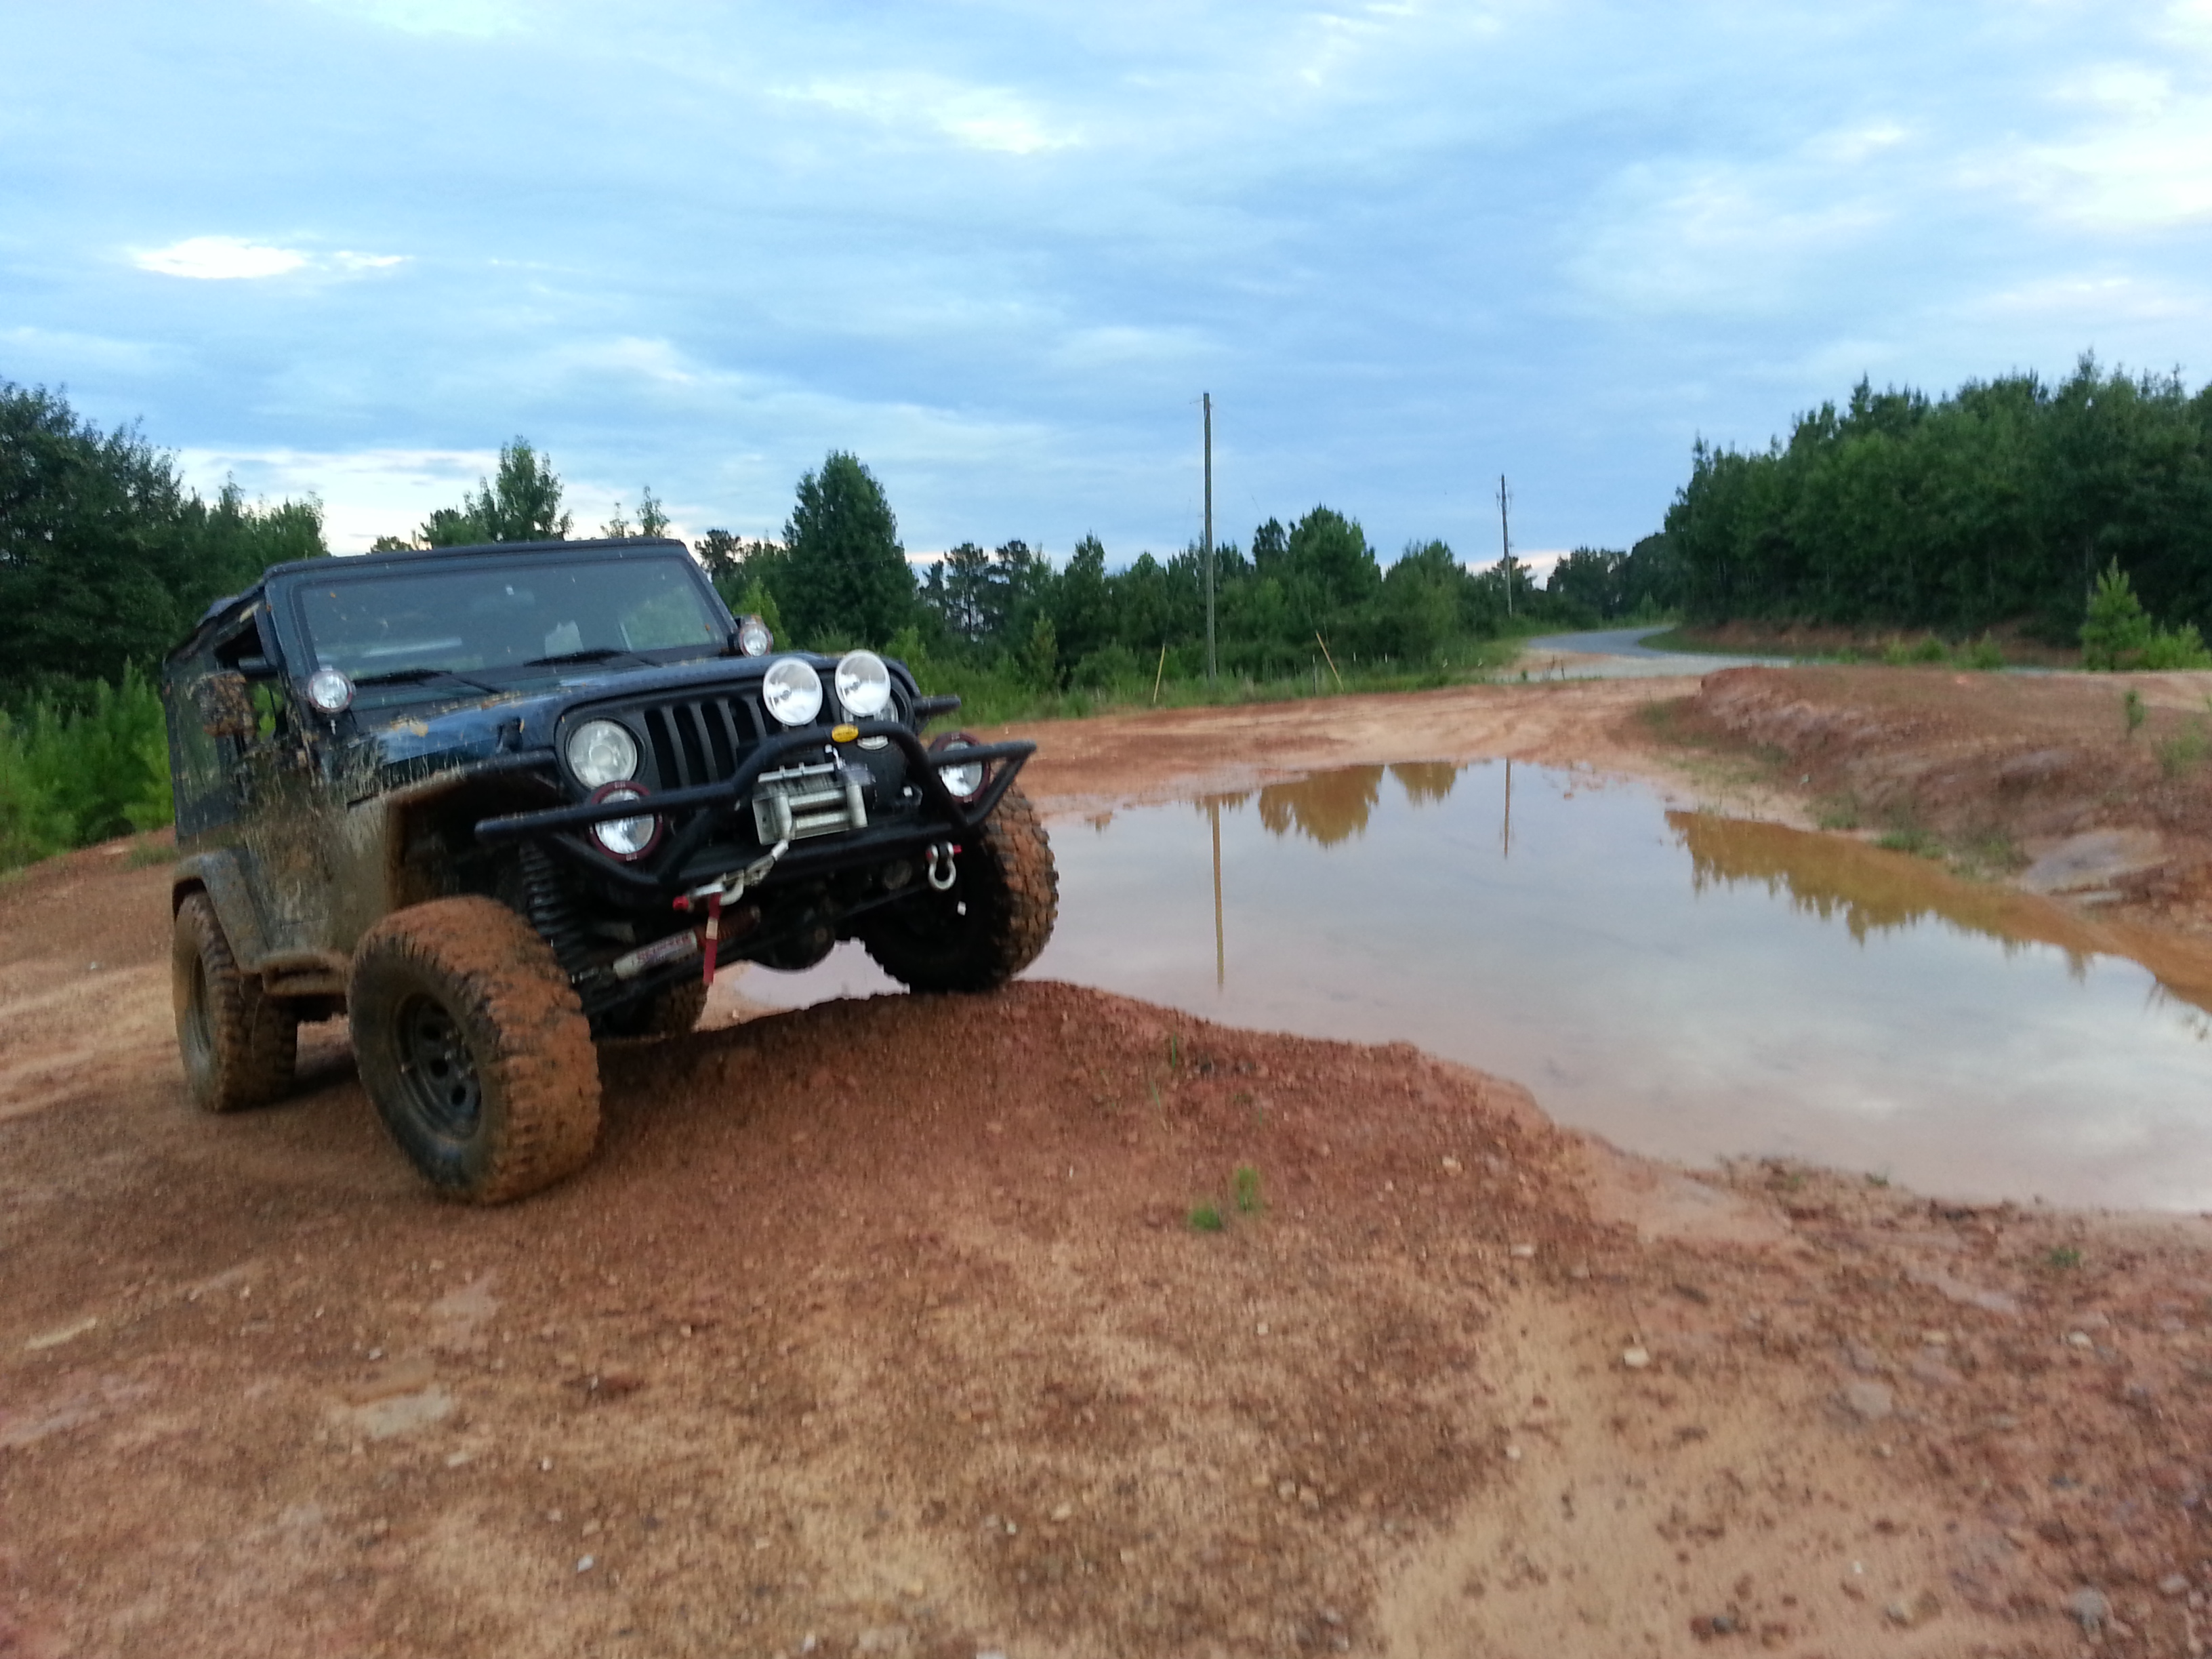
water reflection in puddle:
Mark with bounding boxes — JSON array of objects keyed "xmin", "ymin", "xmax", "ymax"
[{"xmin": 741, "ymin": 761, "xmax": 2212, "ymax": 1210}]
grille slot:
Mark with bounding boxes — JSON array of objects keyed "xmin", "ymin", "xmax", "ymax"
[{"xmin": 639, "ymin": 695, "xmax": 762, "ymax": 789}]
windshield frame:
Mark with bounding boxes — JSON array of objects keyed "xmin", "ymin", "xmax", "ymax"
[{"xmin": 281, "ymin": 546, "xmax": 733, "ymax": 706}]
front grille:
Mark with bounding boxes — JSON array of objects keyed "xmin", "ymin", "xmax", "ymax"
[{"xmin": 638, "ymin": 694, "xmax": 764, "ymax": 790}]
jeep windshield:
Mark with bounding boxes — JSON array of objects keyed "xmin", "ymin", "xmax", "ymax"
[{"xmin": 293, "ymin": 553, "xmax": 727, "ymax": 693}]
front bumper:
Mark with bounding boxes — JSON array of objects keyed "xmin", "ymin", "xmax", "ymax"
[{"xmin": 472, "ymin": 720, "xmax": 1033, "ymax": 899}]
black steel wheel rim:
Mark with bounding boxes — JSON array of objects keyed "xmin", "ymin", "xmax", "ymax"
[{"xmin": 394, "ymin": 992, "xmax": 482, "ymax": 1139}]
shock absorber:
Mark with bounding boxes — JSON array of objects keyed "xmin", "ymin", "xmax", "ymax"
[{"xmin": 517, "ymin": 843, "xmax": 592, "ymax": 980}]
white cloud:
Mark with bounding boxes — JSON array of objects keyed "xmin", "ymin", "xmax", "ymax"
[
  {"xmin": 1992, "ymin": 4, "xmax": 2212, "ymax": 230},
  {"xmin": 133, "ymin": 237, "xmax": 407, "ymax": 280},
  {"xmin": 2012, "ymin": 76, "xmax": 2212, "ymax": 229},
  {"xmin": 136, "ymin": 237, "xmax": 308, "ymax": 280},
  {"xmin": 1971, "ymin": 272, "xmax": 2205, "ymax": 323},
  {"xmin": 778, "ymin": 75, "xmax": 1077, "ymax": 155},
  {"xmin": 549, "ymin": 335, "xmax": 720, "ymax": 389},
  {"xmin": 1805, "ymin": 121, "xmax": 1911, "ymax": 166},
  {"xmin": 1568, "ymin": 163, "xmax": 1889, "ymax": 317}
]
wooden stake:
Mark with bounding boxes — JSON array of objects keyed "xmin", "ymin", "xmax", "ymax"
[
  {"xmin": 1314, "ymin": 632, "xmax": 1345, "ymax": 691},
  {"xmin": 1152, "ymin": 640, "xmax": 1168, "ymax": 705}
]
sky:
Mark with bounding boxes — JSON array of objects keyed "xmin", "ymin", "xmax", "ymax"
[{"xmin": 4, "ymin": 1, "xmax": 2209, "ymax": 575}]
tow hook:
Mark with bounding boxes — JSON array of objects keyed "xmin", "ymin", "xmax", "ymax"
[
  {"xmin": 925, "ymin": 842, "xmax": 960, "ymax": 892},
  {"xmin": 672, "ymin": 838, "xmax": 790, "ymax": 988}
]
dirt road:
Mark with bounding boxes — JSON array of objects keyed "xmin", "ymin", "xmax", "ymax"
[{"xmin": 4, "ymin": 674, "xmax": 2209, "ymax": 1659}]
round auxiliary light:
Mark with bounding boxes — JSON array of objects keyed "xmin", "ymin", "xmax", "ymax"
[
  {"xmin": 567, "ymin": 719, "xmax": 638, "ymax": 788},
  {"xmin": 933, "ymin": 734, "xmax": 985, "ymax": 800},
  {"xmin": 761, "ymin": 656, "xmax": 823, "ymax": 728},
  {"xmin": 306, "ymin": 667, "xmax": 354, "ymax": 715},
  {"xmin": 588, "ymin": 783, "xmax": 661, "ymax": 861},
  {"xmin": 735, "ymin": 615, "xmax": 774, "ymax": 657},
  {"xmin": 835, "ymin": 649, "xmax": 892, "ymax": 719}
]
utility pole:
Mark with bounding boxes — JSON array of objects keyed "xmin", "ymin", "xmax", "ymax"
[
  {"xmin": 1497, "ymin": 473, "xmax": 1514, "ymax": 619},
  {"xmin": 1203, "ymin": 392, "xmax": 1216, "ymax": 684}
]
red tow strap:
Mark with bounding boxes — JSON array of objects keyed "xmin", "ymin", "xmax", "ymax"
[{"xmin": 701, "ymin": 892, "xmax": 722, "ymax": 988}]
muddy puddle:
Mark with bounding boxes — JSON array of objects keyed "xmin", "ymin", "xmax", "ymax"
[{"xmin": 739, "ymin": 761, "xmax": 2212, "ymax": 1211}]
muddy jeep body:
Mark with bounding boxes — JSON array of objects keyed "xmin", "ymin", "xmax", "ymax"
[{"xmin": 161, "ymin": 536, "xmax": 1053, "ymax": 1200}]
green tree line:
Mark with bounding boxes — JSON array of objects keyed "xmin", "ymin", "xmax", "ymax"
[
  {"xmin": 697, "ymin": 451, "xmax": 1682, "ymax": 710},
  {"xmin": 3, "ymin": 381, "xmax": 1682, "ymax": 870},
  {"xmin": 1, "ymin": 379, "xmax": 330, "ymax": 869},
  {"xmin": 1664, "ymin": 355, "xmax": 2212, "ymax": 641}
]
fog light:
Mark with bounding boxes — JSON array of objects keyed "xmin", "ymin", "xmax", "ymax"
[
  {"xmin": 588, "ymin": 783, "xmax": 661, "ymax": 860},
  {"xmin": 933, "ymin": 733, "xmax": 985, "ymax": 800}
]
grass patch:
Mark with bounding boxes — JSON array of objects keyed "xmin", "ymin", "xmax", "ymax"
[
  {"xmin": 1654, "ymin": 623, "xmax": 2017, "ymax": 670},
  {"xmin": 1187, "ymin": 1203, "xmax": 1225, "ymax": 1233},
  {"xmin": 1635, "ymin": 697, "xmax": 1793, "ymax": 803},
  {"xmin": 1952, "ymin": 832, "xmax": 2022, "ymax": 880},
  {"xmin": 1875, "ymin": 825, "xmax": 1945, "ymax": 859},
  {"xmin": 2156, "ymin": 719, "xmax": 2209, "ymax": 779},
  {"xmin": 1814, "ymin": 796, "xmax": 1862, "ymax": 832},
  {"xmin": 1962, "ymin": 634, "xmax": 2007, "ymax": 671},
  {"xmin": 2045, "ymin": 1245, "xmax": 2083, "ymax": 1271},
  {"xmin": 1233, "ymin": 1164, "xmax": 1263, "ymax": 1216}
]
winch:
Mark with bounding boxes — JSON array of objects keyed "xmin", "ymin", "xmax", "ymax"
[{"xmin": 750, "ymin": 757, "xmax": 867, "ymax": 842}]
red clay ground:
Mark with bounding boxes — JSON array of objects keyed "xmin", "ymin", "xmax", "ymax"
[
  {"xmin": 1664, "ymin": 664, "xmax": 2212, "ymax": 937},
  {"xmin": 4, "ymin": 674, "xmax": 2210, "ymax": 1659}
]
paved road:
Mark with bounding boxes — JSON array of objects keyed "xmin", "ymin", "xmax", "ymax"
[
  {"xmin": 1522, "ymin": 626, "xmax": 1681, "ymax": 657},
  {"xmin": 1513, "ymin": 626, "xmax": 1792, "ymax": 680}
]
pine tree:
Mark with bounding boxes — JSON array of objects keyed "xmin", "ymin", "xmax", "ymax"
[{"xmin": 781, "ymin": 452, "xmax": 913, "ymax": 648}]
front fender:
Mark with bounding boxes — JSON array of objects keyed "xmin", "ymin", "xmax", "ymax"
[{"xmin": 174, "ymin": 850, "xmax": 273, "ymax": 972}]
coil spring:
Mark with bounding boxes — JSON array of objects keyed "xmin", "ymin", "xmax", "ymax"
[{"xmin": 518, "ymin": 844, "xmax": 590, "ymax": 976}]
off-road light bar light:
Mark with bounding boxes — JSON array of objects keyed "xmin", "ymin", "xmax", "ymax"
[
  {"xmin": 834, "ymin": 649, "xmax": 892, "ymax": 719},
  {"xmin": 735, "ymin": 615, "xmax": 773, "ymax": 657},
  {"xmin": 589, "ymin": 783, "xmax": 659, "ymax": 860},
  {"xmin": 306, "ymin": 667, "xmax": 354, "ymax": 714},
  {"xmin": 762, "ymin": 657, "xmax": 823, "ymax": 728},
  {"xmin": 567, "ymin": 719, "xmax": 638, "ymax": 788}
]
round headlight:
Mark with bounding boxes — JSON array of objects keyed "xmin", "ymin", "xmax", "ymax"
[
  {"xmin": 762, "ymin": 657, "xmax": 823, "ymax": 727},
  {"xmin": 835, "ymin": 650, "xmax": 892, "ymax": 719},
  {"xmin": 934, "ymin": 736, "xmax": 985, "ymax": 800},
  {"xmin": 306, "ymin": 667, "xmax": 354, "ymax": 714},
  {"xmin": 567, "ymin": 719, "xmax": 638, "ymax": 787},
  {"xmin": 588, "ymin": 784, "xmax": 659, "ymax": 860},
  {"xmin": 736, "ymin": 615, "xmax": 774, "ymax": 657}
]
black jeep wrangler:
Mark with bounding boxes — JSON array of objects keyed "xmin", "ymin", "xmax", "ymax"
[{"xmin": 161, "ymin": 536, "xmax": 1055, "ymax": 1202}]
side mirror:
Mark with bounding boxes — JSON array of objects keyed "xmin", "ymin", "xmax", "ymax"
[{"xmin": 192, "ymin": 670, "xmax": 257, "ymax": 739}]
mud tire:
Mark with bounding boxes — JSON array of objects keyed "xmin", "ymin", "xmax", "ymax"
[
  {"xmin": 348, "ymin": 896, "xmax": 600, "ymax": 1204},
  {"xmin": 860, "ymin": 783, "xmax": 1058, "ymax": 993},
  {"xmin": 596, "ymin": 975, "xmax": 710, "ymax": 1041},
  {"xmin": 172, "ymin": 891, "xmax": 298, "ymax": 1113}
]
